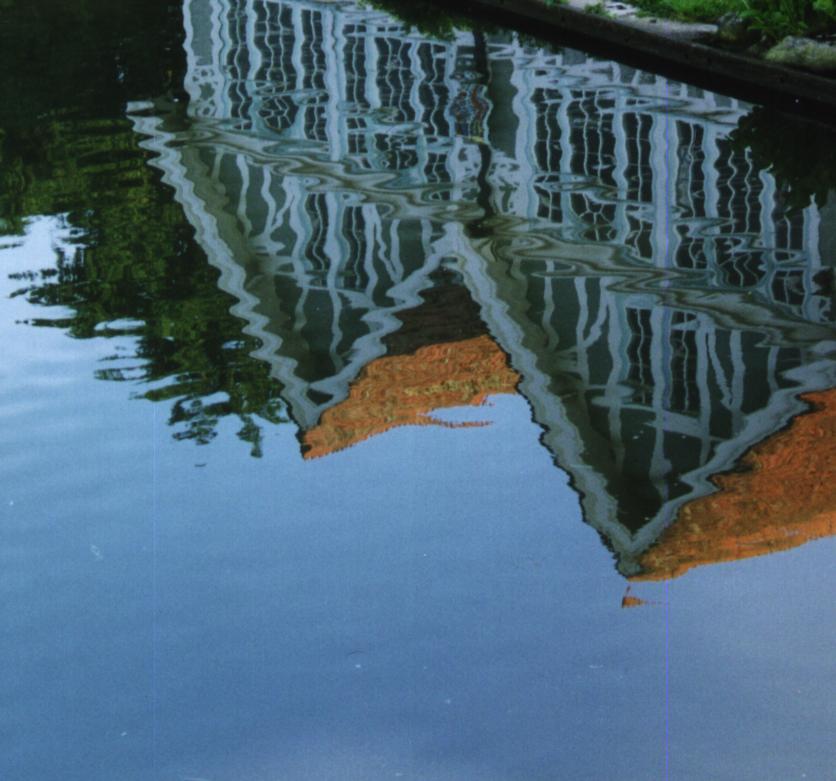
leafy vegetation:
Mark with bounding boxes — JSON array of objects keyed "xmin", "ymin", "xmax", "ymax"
[
  {"xmin": 361, "ymin": 0, "xmax": 469, "ymax": 37},
  {"xmin": 730, "ymin": 107, "xmax": 836, "ymax": 210},
  {"xmin": 632, "ymin": 0, "xmax": 836, "ymax": 41},
  {"xmin": 368, "ymin": 0, "xmax": 834, "ymax": 41},
  {"xmin": 630, "ymin": 0, "xmax": 731, "ymax": 22},
  {"xmin": 585, "ymin": 1, "xmax": 611, "ymax": 14},
  {"xmin": 0, "ymin": 0, "xmax": 184, "ymax": 129},
  {"xmin": 740, "ymin": 0, "xmax": 835, "ymax": 39},
  {"xmin": 362, "ymin": 0, "xmax": 504, "ymax": 37},
  {"xmin": 1, "ymin": 115, "xmax": 291, "ymax": 453},
  {"xmin": 0, "ymin": 1, "xmax": 290, "ymax": 454}
]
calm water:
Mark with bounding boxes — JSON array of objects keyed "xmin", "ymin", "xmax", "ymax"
[{"xmin": 1, "ymin": 0, "xmax": 835, "ymax": 779}]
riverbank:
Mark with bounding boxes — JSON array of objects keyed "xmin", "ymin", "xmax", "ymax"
[{"xmin": 462, "ymin": 0, "xmax": 836, "ymax": 114}]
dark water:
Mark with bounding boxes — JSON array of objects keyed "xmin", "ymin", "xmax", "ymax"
[{"xmin": 1, "ymin": 1, "xmax": 834, "ymax": 779}]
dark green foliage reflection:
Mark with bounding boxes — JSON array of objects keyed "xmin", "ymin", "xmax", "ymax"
[
  {"xmin": 731, "ymin": 108, "xmax": 836, "ymax": 212},
  {"xmin": 0, "ymin": 0, "xmax": 290, "ymax": 455},
  {"xmin": 2, "ymin": 115, "xmax": 288, "ymax": 455}
]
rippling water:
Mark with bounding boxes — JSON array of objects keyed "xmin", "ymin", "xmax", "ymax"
[{"xmin": 1, "ymin": 0, "xmax": 834, "ymax": 779}]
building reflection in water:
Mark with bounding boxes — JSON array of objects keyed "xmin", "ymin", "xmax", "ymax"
[
  {"xmin": 632, "ymin": 388, "xmax": 835, "ymax": 581},
  {"xmin": 300, "ymin": 276, "xmax": 520, "ymax": 459},
  {"xmin": 128, "ymin": 0, "xmax": 835, "ymax": 577}
]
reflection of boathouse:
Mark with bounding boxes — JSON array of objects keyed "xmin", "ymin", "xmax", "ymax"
[{"xmin": 130, "ymin": 0, "xmax": 835, "ymax": 574}]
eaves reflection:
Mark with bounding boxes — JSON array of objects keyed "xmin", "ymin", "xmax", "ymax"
[
  {"xmin": 633, "ymin": 388, "xmax": 835, "ymax": 582},
  {"xmin": 129, "ymin": 0, "xmax": 835, "ymax": 576},
  {"xmin": 301, "ymin": 279, "xmax": 520, "ymax": 459}
]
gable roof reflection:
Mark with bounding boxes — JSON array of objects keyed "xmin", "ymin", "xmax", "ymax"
[
  {"xmin": 301, "ymin": 275, "xmax": 519, "ymax": 457},
  {"xmin": 300, "ymin": 272, "xmax": 519, "ymax": 458},
  {"xmin": 128, "ymin": 0, "xmax": 835, "ymax": 576},
  {"xmin": 630, "ymin": 388, "xmax": 836, "ymax": 581},
  {"xmin": 456, "ymin": 224, "xmax": 835, "ymax": 574},
  {"xmin": 302, "ymin": 333, "xmax": 519, "ymax": 458},
  {"xmin": 128, "ymin": 109, "xmax": 452, "ymax": 430}
]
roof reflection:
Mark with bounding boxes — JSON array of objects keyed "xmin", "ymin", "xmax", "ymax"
[
  {"xmin": 632, "ymin": 388, "xmax": 836, "ymax": 581},
  {"xmin": 121, "ymin": 0, "xmax": 835, "ymax": 574},
  {"xmin": 302, "ymin": 277, "xmax": 520, "ymax": 458}
]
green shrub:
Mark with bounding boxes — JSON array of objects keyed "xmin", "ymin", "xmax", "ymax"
[
  {"xmin": 632, "ymin": 0, "xmax": 835, "ymax": 37},
  {"xmin": 741, "ymin": 0, "xmax": 813, "ymax": 38},
  {"xmin": 633, "ymin": 0, "xmax": 741, "ymax": 23}
]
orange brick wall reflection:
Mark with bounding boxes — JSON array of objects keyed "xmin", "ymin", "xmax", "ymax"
[
  {"xmin": 302, "ymin": 335, "xmax": 519, "ymax": 459},
  {"xmin": 633, "ymin": 389, "xmax": 836, "ymax": 581}
]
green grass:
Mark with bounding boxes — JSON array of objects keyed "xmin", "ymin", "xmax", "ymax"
[
  {"xmin": 633, "ymin": 0, "xmax": 836, "ymax": 38},
  {"xmin": 632, "ymin": 0, "xmax": 836, "ymax": 39},
  {"xmin": 742, "ymin": 0, "xmax": 835, "ymax": 37},
  {"xmin": 585, "ymin": 1, "xmax": 611, "ymax": 15},
  {"xmin": 631, "ymin": 0, "xmax": 733, "ymax": 22}
]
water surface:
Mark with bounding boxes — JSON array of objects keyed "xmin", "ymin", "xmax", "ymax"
[{"xmin": 1, "ymin": 1, "xmax": 834, "ymax": 779}]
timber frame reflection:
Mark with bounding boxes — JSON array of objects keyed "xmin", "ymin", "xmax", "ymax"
[{"xmin": 128, "ymin": 0, "xmax": 835, "ymax": 574}]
